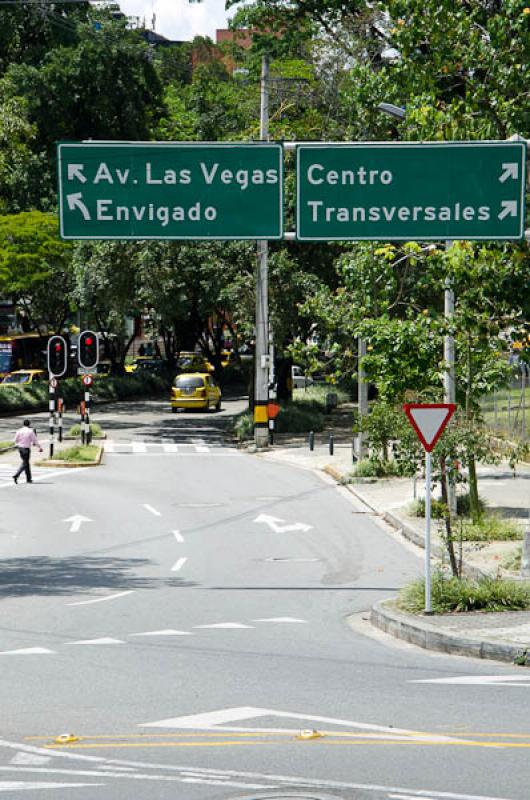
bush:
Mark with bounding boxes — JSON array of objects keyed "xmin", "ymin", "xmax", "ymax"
[
  {"xmin": 234, "ymin": 411, "xmax": 253, "ymax": 441},
  {"xmin": 274, "ymin": 401, "xmax": 325, "ymax": 433},
  {"xmin": 397, "ymin": 572, "xmax": 530, "ymax": 614},
  {"xmin": 0, "ymin": 372, "xmax": 169, "ymax": 415},
  {"xmin": 458, "ymin": 514, "xmax": 523, "ymax": 542},
  {"xmin": 412, "ymin": 493, "xmax": 487, "ymax": 519},
  {"xmin": 49, "ymin": 445, "xmax": 100, "ymax": 463},
  {"xmin": 67, "ymin": 422, "xmax": 104, "ymax": 438},
  {"xmin": 352, "ymin": 458, "xmax": 401, "ymax": 478}
]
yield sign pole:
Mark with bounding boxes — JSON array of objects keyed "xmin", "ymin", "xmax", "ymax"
[{"xmin": 403, "ymin": 403, "xmax": 456, "ymax": 614}]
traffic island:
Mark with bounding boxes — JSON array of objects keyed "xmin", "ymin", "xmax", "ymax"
[{"xmin": 37, "ymin": 444, "xmax": 103, "ymax": 468}]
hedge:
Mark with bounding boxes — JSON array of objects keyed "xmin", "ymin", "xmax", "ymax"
[{"xmin": 0, "ymin": 373, "xmax": 169, "ymax": 415}]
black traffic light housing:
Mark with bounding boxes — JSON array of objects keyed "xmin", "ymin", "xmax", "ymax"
[
  {"xmin": 78, "ymin": 330, "xmax": 99, "ymax": 370},
  {"xmin": 47, "ymin": 335, "xmax": 68, "ymax": 377}
]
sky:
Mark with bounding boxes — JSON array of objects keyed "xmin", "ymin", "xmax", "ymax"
[{"xmin": 117, "ymin": 0, "xmax": 238, "ymax": 42}]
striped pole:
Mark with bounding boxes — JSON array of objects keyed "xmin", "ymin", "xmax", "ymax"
[
  {"xmin": 80, "ymin": 400, "xmax": 86, "ymax": 445},
  {"xmin": 58, "ymin": 398, "xmax": 63, "ymax": 443},
  {"xmin": 49, "ymin": 385, "xmax": 55, "ymax": 458},
  {"xmin": 85, "ymin": 390, "xmax": 91, "ymax": 445}
]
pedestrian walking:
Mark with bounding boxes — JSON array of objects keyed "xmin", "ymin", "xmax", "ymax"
[{"xmin": 13, "ymin": 420, "xmax": 42, "ymax": 484}]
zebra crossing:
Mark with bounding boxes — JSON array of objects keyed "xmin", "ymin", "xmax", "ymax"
[
  {"xmin": 0, "ymin": 464, "xmax": 76, "ymax": 488},
  {"xmin": 103, "ymin": 439, "xmax": 240, "ymax": 456}
]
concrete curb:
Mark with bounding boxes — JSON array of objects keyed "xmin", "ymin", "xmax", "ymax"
[
  {"xmin": 371, "ymin": 599, "xmax": 529, "ymax": 666},
  {"xmin": 36, "ymin": 446, "xmax": 104, "ymax": 468}
]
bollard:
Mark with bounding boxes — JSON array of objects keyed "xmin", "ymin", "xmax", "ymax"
[
  {"xmin": 309, "ymin": 430, "xmax": 314, "ymax": 451},
  {"xmin": 329, "ymin": 432, "xmax": 334, "ymax": 456},
  {"xmin": 352, "ymin": 437, "xmax": 356, "ymax": 463}
]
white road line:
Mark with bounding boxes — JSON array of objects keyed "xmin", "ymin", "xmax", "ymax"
[
  {"xmin": 171, "ymin": 557, "xmax": 187, "ymax": 573},
  {"xmin": 65, "ymin": 638, "xmax": 124, "ymax": 646},
  {"xmin": 66, "ymin": 590, "xmax": 134, "ymax": 607},
  {"xmin": 0, "ymin": 781, "xmax": 105, "ymax": 792},
  {"xmin": 389, "ymin": 795, "xmax": 437, "ymax": 800},
  {"xmin": 191, "ymin": 438, "xmax": 209, "ymax": 453},
  {"xmin": 132, "ymin": 442, "xmax": 147, "ymax": 453},
  {"xmin": 162, "ymin": 443, "xmax": 179, "ymax": 453},
  {"xmin": 172, "ymin": 530, "xmax": 184, "ymax": 543},
  {"xmin": 253, "ymin": 617, "xmax": 308, "ymax": 624},
  {"xmin": 193, "ymin": 623, "xmax": 254, "ymax": 630},
  {"xmin": 9, "ymin": 755, "xmax": 50, "ymax": 767},
  {"xmin": 142, "ymin": 504, "xmax": 161, "ymax": 517},
  {"xmin": 0, "ymin": 648, "xmax": 54, "ymax": 656},
  {"xmin": 129, "ymin": 630, "xmax": 192, "ymax": 637}
]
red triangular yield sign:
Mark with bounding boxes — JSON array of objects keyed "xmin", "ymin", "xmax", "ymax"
[{"xmin": 403, "ymin": 403, "xmax": 456, "ymax": 452}]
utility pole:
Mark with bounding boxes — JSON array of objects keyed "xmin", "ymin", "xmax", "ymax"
[
  {"xmin": 254, "ymin": 54, "xmax": 270, "ymax": 447},
  {"xmin": 444, "ymin": 240, "xmax": 457, "ymax": 514},
  {"xmin": 357, "ymin": 337, "xmax": 368, "ymax": 459}
]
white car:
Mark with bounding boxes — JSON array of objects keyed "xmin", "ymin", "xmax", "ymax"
[{"xmin": 291, "ymin": 366, "xmax": 313, "ymax": 389}]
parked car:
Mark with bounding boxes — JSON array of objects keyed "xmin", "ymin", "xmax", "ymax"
[
  {"xmin": 176, "ymin": 352, "xmax": 214, "ymax": 374},
  {"xmin": 291, "ymin": 365, "xmax": 313, "ymax": 389},
  {"xmin": 125, "ymin": 356, "xmax": 164, "ymax": 374},
  {"xmin": 170, "ymin": 372, "xmax": 221, "ymax": 412},
  {"xmin": 1, "ymin": 369, "xmax": 46, "ymax": 385}
]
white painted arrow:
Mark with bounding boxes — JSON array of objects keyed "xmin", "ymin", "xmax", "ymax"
[
  {"xmin": 63, "ymin": 515, "xmax": 92, "ymax": 533},
  {"xmin": 66, "ymin": 193, "xmax": 91, "ymax": 220},
  {"xmin": 253, "ymin": 514, "xmax": 312, "ymax": 533},
  {"xmin": 499, "ymin": 162, "xmax": 518, "ymax": 183},
  {"xmin": 498, "ymin": 200, "xmax": 518, "ymax": 220},
  {"xmin": 67, "ymin": 163, "xmax": 87, "ymax": 183}
]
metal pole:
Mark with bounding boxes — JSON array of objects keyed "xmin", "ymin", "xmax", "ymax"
[
  {"xmin": 85, "ymin": 390, "xmax": 91, "ymax": 445},
  {"xmin": 521, "ymin": 364, "xmax": 526, "ymax": 441},
  {"xmin": 49, "ymin": 385, "xmax": 55, "ymax": 459},
  {"xmin": 357, "ymin": 337, "xmax": 368, "ymax": 459},
  {"xmin": 58, "ymin": 398, "xmax": 63, "ymax": 443},
  {"xmin": 424, "ymin": 449, "xmax": 433, "ymax": 614},
  {"xmin": 254, "ymin": 53, "xmax": 270, "ymax": 447},
  {"xmin": 444, "ymin": 241, "xmax": 456, "ymax": 515}
]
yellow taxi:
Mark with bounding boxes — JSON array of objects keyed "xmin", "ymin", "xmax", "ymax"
[
  {"xmin": 170, "ymin": 372, "xmax": 221, "ymax": 412},
  {"xmin": 2, "ymin": 369, "xmax": 47, "ymax": 385},
  {"xmin": 176, "ymin": 352, "xmax": 214, "ymax": 374}
]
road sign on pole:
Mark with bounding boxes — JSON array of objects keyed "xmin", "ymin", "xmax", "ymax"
[
  {"xmin": 296, "ymin": 141, "xmax": 526, "ymax": 241},
  {"xmin": 57, "ymin": 142, "xmax": 283, "ymax": 240},
  {"xmin": 403, "ymin": 402, "xmax": 456, "ymax": 615}
]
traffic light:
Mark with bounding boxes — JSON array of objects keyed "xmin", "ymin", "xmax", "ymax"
[
  {"xmin": 78, "ymin": 330, "xmax": 99, "ymax": 370},
  {"xmin": 47, "ymin": 335, "xmax": 67, "ymax": 377}
]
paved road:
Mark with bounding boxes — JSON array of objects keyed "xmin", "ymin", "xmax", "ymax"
[{"xmin": 0, "ymin": 398, "xmax": 528, "ymax": 800}]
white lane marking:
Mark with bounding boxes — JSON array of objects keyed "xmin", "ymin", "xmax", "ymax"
[
  {"xmin": 62, "ymin": 515, "xmax": 92, "ymax": 534},
  {"xmin": 175, "ymin": 503, "xmax": 221, "ymax": 508},
  {"xmin": 191, "ymin": 438, "xmax": 209, "ymax": 453},
  {"xmin": 139, "ymin": 706, "xmax": 459, "ymax": 742},
  {"xmin": 9, "ymin": 755, "xmax": 50, "ymax": 767},
  {"xmin": 412, "ymin": 675, "xmax": 530, "ymax": 686},
  {"xmin": 132, "ymin": 442, "xmax": 147, "ymax": 453},
  {"xmin": 66, "ymin": 638, "xmax": 124, "ymax": 646},
  {"xmin": 129, "ymin": 630, "xmax": 192, "ymax": 637},
  {"xmin": 106, "ymin": 452, "xmax": 241, "ymax": 457},
  {"xmin": 389, "ymin": 796, "xmax": 437, "ymax": 800},
  {"xmin": 171, "ymin": 557, "xmax": 187, "ymax": 573},
  {"xmin": 0, "ymin": 738, "xmax": 513, "ymax": 799},
  {"xmin": 172, "ymin": 530, "xmax": 184, "ymax": 543},
  {"xmin": 266, "ymin": 557, "xmax": 318, "ymax": 562},
  {"xmin": 0, "ymin": 781, "xmax": 104, "ymax": 792},
  {"xmin": 253, "ymin": 617, "xmax": 308, "ymax": 624},
  {"xmin": 254, "ymin": 513, "xmax": 312, "ymax": 533},
  {"xmin": 162, "ymin": 443, "xmax": 179, "ymax": 453},
  {"xmin": 142, "ymin": 504, "xmax": 161, "ymax": 517},
  {"xmin": 193, "ymin": 623, "xmax": 254, "ymax": 630},
  {"xmin": 0, "ymin": 648, "xmax": 54, "ymax": 655},
  {"xmin": 181, "ymin": 778, "xmax": 267, "ymax": 788},
  {"xmin": 66, "ymin": 590, "xmax": 134, "ymax": 607}
]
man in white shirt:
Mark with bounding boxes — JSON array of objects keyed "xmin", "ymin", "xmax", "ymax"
[{"xmin": 13, "ymin": 420, "xmax": 43, "ymax": 484}]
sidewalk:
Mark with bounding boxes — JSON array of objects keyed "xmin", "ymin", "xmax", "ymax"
[{"xmin": 257, "ymin": 431, "xmax": 530, "ymax": 666}]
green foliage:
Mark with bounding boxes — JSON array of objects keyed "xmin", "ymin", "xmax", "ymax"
[
  {"xmin": 274, "ymin": 399, "xmax": 325, "ymax": 434},
  {"xmin": 398, "ymin": 572, "xmax": 530, "ymax": 614},
  {"xmin": 51, "ymin": 444, "xmax": 100, "ymax": 463},
  {"xmin": 0, "ymin": 373, "xmax": 168, "ymax": 414},
  {"xmin": 352, "ymin": 458, "xmax": 401, "ymax": 478},
  {"xmin": 67, "ymin": 422, "xmax": 104, "ymax": 438},
  {"xmin": 459, "ymin": 515, "xmax": 523, "ymax": 542},
  {"xmin": 412, "ymin": 493, "xmax": 487, "ymax": 519},
  {"xmin": 234, "ymin": 411, "xmax": 254, "ymax": 441}
]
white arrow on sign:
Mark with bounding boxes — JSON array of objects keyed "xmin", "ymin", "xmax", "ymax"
[
  {"xmin": 498, "ymin": 200, "xmax": 518, "ymax": 221},
  {"xmin": 67, "ymin": 163, "xmax": 87, "ymax": 183},
  {"xmin": 498, "ymin": 162, "xmax": 518, "ymax": 183},
  {"xmin": 253, "ymin": 514, "xmax": 312, "ymax": 533},
  {"xmin": 63, "ymin": 515, "xmax": 92, "ymax": 533},
  {"xmin": 66, "ymin": 193, "xmax": 91, "ymax": 221}
]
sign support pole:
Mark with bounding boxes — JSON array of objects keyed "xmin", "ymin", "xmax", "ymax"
[
  {"xmin": 424, "ymin": 449, "xmax": 433, "ymax": 614},
  {"xmin": 444, "ymin": 240, "xmax": 457, "ymax": 515},
  {"xmin": 49, "ymin": 385, "xmax": 55, "ymax": 459},
  {"xmin": 254, "ymin": 53, "xmax": 270, "ymax": 447}
]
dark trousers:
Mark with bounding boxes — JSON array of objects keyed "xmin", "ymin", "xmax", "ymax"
[{"xmin": 14, "ymin": 447, "xmax": 32, "ymax": 482}]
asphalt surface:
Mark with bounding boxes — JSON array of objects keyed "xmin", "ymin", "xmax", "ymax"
[{"xmin": 0, "ymin": 397, "xmax": 529, "ymax": 800}]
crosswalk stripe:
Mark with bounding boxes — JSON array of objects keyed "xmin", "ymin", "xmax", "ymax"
[{"xmin": 103, "ymin": 440, "xmax": 234, "ymax": 455}]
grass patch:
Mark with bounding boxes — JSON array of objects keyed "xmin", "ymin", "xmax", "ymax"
[
  {"xmin": 234, "ymin": 411, "xmax": 254, "ymax": 441},
  {"xmin": 67, "ymin": 422, "xmax": 104, "ymax": 438},
  {"xmin": 50, "ymin": 445, "xmax": 100, "ymax": 463},
  {"xmin": 0, "ymin": 440, "xmax": 13, "ymax": 450},
  {"xmin": 502, "ymin": 546, "xmax": 522, "ymax": 572},
  {"xmin": 397, "ymin": 572, "xmax": 530, "ymax": 614},
  {"xmin": 293, "ymin": 384, "xmax": 349, "ymax": 405},
  {"xmin": 352, "ymin": 458, "xmax": 401, "ymax": 478},
  {"xmin": 411, "ymin": 494, "xmax": 487, "ymax": 519},
  {"xmin": 458, "ymin": 514, "xmax": 523, "ymax": 541}
]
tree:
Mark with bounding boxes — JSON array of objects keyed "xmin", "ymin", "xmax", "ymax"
[{"xmin": 0, "ymin": 211, "xmax": 74, "ymax": 334}]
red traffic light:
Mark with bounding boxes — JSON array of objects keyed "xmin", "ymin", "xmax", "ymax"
[
  {"xmin": 78, "ymin": 330, "xmax": 99, "ymax": 370},
  {"xmin": 47, "ymin": 335, "xmax": 67, "ymax": 377},
  {"xmin": 85, "ymin": 337, "xmax": 93, "ymax": 346},
  {"xmin": 55, "ymin": 342, "xmax": 62, "ymax": 352}
]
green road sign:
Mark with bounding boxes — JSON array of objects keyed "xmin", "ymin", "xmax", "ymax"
[
  {"xmin": 57, "ymin": 142, "xmax": 283, "ymax": 240},
  {"xmin": 296, "ymin": 142, "xmax": 526, "ymax": 241}
]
